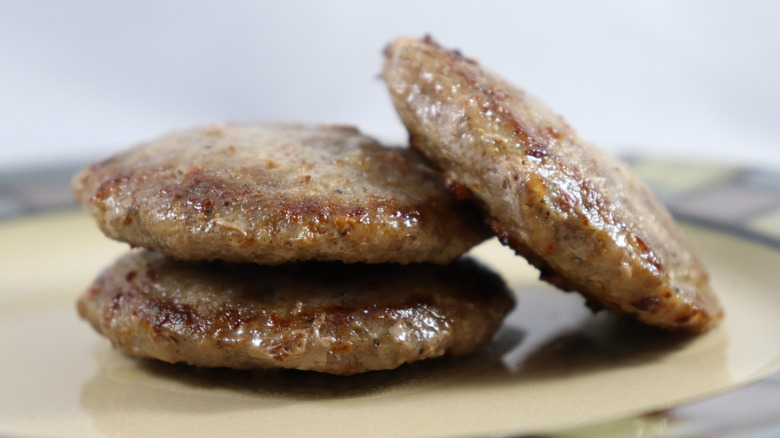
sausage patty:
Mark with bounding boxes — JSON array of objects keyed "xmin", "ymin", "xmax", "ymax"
[
  {"xmin": 77, "ymin": 250, "xmax": 515, "ymax": 375},
  {"xmin": 382, "ymin": 36, "xmax": 722, "ymax": 332},
  {"xmin": 72, "ymin": 123, "xmax": 489, "ymax": 265}
]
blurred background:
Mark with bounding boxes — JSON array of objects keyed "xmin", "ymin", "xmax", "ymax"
[{"xmin": 1, "ymin": 0, "xmax": 779, "ymax": 172}]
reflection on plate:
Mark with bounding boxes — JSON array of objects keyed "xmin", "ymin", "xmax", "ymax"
[{"xmin": 2, "ymin": 210, "xmax": 780, "ymax": 438}]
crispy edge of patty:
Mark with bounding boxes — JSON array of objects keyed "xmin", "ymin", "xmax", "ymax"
[
  {"xmin": 72, "ymin": 123, "xmax": 490, "ymax": 265},
  {"xmin": 77, "ymin": 250, "xmax": 515, "ymax": 375},
  {"xmin": 382, "ymin": 36, "xmax": 722, "ymax": 333}
]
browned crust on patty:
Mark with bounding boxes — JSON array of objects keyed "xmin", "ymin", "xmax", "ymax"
[
  {"xmin": 73, "ymin": 123, "xmax": 489, "ymax": 265},
  {"xmin": 382, "ymin": 36, "xmax": 722, "ymax": 332},
  {"xmin": 77, "ymin": 250, "xmax": 515, "ymax": 375}
]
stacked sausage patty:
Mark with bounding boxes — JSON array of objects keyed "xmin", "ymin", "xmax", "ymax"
[
  {"xmin": 75, "ymin": 35, "xmax": 722, "ymax": 376},
  {"xmin": 74, "ymin": 123, "xmax": 514, "ymax": 375}
]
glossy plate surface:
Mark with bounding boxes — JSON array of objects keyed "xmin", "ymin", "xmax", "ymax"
[{"xmin": 2, "ymin": 209, "xmax": 780, "ymax": 437}]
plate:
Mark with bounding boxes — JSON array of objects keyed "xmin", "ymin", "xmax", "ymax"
[{"xmin": 2, "ymin": 210, "xmax": 780, "ymax": 437}]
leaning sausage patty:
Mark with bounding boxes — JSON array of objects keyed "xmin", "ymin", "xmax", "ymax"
[{"xmin": 382, "ymin": 36, "xmax": 722, "ymax": 332}]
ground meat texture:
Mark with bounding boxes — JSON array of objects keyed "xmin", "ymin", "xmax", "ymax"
[
  {"xmin": 72, "ymin": 123, "xmax": 489, "ymax": 265},
  {"xmin": 382, "ymin": 36, "xmax": 722, "ymax": 333},
  {"xmin": 77, "ymin": 251, "xmax": 515, "ymax": 375}
]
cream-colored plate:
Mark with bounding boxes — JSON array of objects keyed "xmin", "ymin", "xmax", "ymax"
[{"xmin": 2, "ymin": 211, "xmax": 779, "ymax": 437}]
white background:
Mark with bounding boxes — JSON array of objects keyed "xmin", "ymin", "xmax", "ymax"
[{"xmin": 1, "ymin": 1, "xmax": 778, "ymax": 171}]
